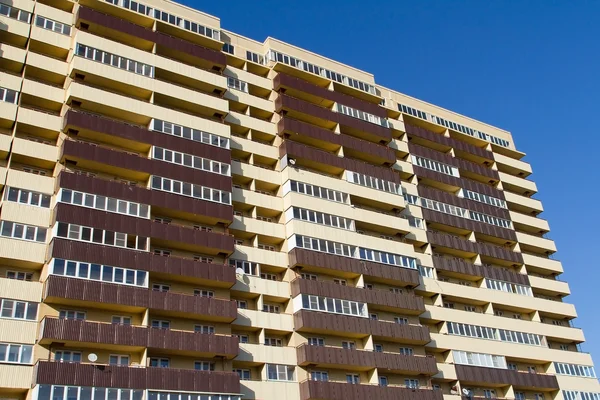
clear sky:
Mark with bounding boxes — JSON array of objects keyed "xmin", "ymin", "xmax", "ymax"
[{"xmin": 182, "ymin": 0, "xmax": 600, "ymax": 364}]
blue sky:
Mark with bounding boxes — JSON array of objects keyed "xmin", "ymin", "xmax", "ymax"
[{"xmin": 182, "ymin": 0, "xmax": 600, "ymax": 363}]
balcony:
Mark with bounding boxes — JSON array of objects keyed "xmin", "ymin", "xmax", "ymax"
[
  {"xmin": 58, "ymin": 171, "xmax": 233, "ymax": 224},
  {"xmin": 34, "ymin": 360, "xmax": 240, "ymax": 393},
  {"xmin": 422, "ymin": 208, "xmax": 517, "ymax": 242},
  {"xmin": 54, "ymin": 203, "xmax": 234, "ymax": 255},
  {"xmin": 0, "ymin": 364, "xmax": 33, "ymax": 390},
  {"xmin": 299, "ymin": 380, "xmax": 443, "ymax": 400},
  {"xmin": 50, "ymin": 239, "xmax": 236, "ymax": 287},
  {"xmin": 417, "ymin": 185, "xmax": 510, "ymax": 220},
  {"xmin": 455, "ymin": 364, "xmax": 559, "ymax": 391},
  {"xmin": 288, "ymin": 248, "xmax": 420, "ymax": 287},
  {"xmin": 296, "ymin": 343, "xmax": 438, "ymax": 375},
  {"xmin": 294, "ymin": 310, "xmax": 431, "ymax": 344},
  {"xmin": 291, "ymin": 278, "xmax": 425, "ymax": 314},
  {"xmin": 44, "ymin": 275, "xmax": 238, "ymax": 322},
  {"xmin": 412, "ymin": 166, "xmax": 504, "ymax": 201},
  {"xmin": 405, "ymin": 123, "xmax": 492, "ymax": 160},
  {"xmin": 432, "ymin": 254, "xmax": 529, "ymax": 286},
  {"xmin": 39, "ymin": 317, "xmax": 239, "ymax": 358}
]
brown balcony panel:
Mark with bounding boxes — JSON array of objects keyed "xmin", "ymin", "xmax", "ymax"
[
  {"xmin": 422, "ymin": 208, "xmax": 517, "ymax": 242},
  {"xmin": 294, "ymin": 310, "xmax": 431, "ymax": 344},
  {"xmin": 278, "ymin": 117, "xmax": 396, "ymax": 164},
  {"xmin": 78, "ymin": 7, "xmax": 226, "ymax": 67},
  {"xmin": 405, "ymin": 123, "xmax": 493, "ymax": 160},
  {"xmin": 417, "ymin": 185, "xmax": 510, "ymax": 220},
  {"xmin": 34, "ymin": 360, "xmax": 240, "ymax": 393},
  {"xmin": 276, "ymin": 93, "xmax": 338, "ymax": 123},
  {"xmin": 64, "ymin": 110, "xmax": 231, "ymax": 164},
  {"xmin": 44, "ymin": 275, "xmax": 238, "ymax": 322},
  {"xmin": 274, "ymin": 73, "xmax": 386, "ymax": 117},
  {"xmin": 296, "ymin": 344, "xmax": 438, "ymax": 375},
  {"xmin": 62, "ymin": 140, "xmax": 232, "ymax": 192},
  {"xmin": 426, "ymin": 231, "xmax": 523, "ymax": 264},
  {"xmin": 413, "ymin": 166, "xmax": 504, "ymax": 200},
  {"xmin": 54, "ymin": 203, "xmax": 235, "ymax": 254},
  {"xmin": 289, "ymin": 248, "xmax": 420, "ymax": 287},
  {"xmin": 291, "ymin": 279, "xmax": 425, "ymax": 314},
  {"xmin": 409, "ymin": 143, "xmax": 499, "ymax": 181},
  {"xmin": 455, "ymin": 365, "xmax": 559, "ymax": 390},
  {"xmin": 299, "ymin": 380, "xmax": 444, "ymax": 400},
  {"xmin": 432, "ymin": 255, "xmax": 530, "ymax": 286},
  {"xmin": 280, "ymin": 140, "xmax": 400, "ymax": 183},
  {"xmin": 58, "ymin": 171, "xmax": 233, "ymax": 224},
  {"xmin": 337, "ymin": 112, "xmax": 392, "ymax": 143},
  {"xmin": 49, "ymin": 239, "xmax": 236, "ymax": 287}
]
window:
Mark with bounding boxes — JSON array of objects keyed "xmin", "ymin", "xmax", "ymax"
[
  {"xmin": 301, "ymin": 294, "xmax": 367, "ymax": 318},
  {"xmin": 399, "ymin": 347, "xmax": 414, "ymax": 356},
  {"xmin": 0, "ymin": 221, "xmax": 47, "ymax": 243},
  {"xmin": 194, "ymin": 255, "xmax": 213, "ymax": 263},
  {"xmin": 374, "ymin": 344, "xmax": 383, "ymax": 352},
  {"xmin": 0, "ymin": 299, "xmax": 37, "ymax": 320},
  {"xmin": 154, "ymin": 249, "xmax": 171, "ymax": 257},
  {"xmin": 246, "ymin": 51, "xmax": 263, "ymax": 64},
  {"xmin": 59, "ymin": 310, "xmax": 85, "ymax": 320},
  {"xmin": 230, "ymin": 259, "xmax": 258, "ymax": 276},
  {"xmin": 151, "ymin": 176, "xmax": 231, "ymax": 206},
  {"xmin": 394, "ymin": 317, "xmax": 409, "ymax": 325},
  {"xmin": 152, "ymin": 147, "xmax": 230, "ymax": 176},
  {"xmin": 515, "ymin": 393, "xmax": 525, "ymax": 400},
  {"xmin": 194, "ymin": 361, "xmax": 214, "ymax": 371},
  {"xmin": 55, "ymin": 223, "xmax": 148, "ymax": 251},
  {"xmin": 365, "ymin": 284, "xmax": 374, "ymax": 290},
  {"xmin": 267, "ymin": 364, "xmax": 295, "ymax": 381},
  {"xmin": 55, "ymin": 351, "xmax": 82, "ymax": 363},
  {"xmin": 483, "ymin": 390, "xmax": 496, "ymax": 399},
  {"xmin": 152, "ymin": 284, "xmax": 170, "ymax": 292},
  {"xmin": 301, "ymin": 273, "xmax": 317, "ymax": 280},
  {"xmin": 346, "ymin": 374, "xmax": 360, "ymax": 384},
  {"xmin": 51, "ymin": 259, "xmax": 148, "ymax": 288},
  {"xmin": 411, "ymin": 155, "xmax": 460, "ymax": 177},
  {"xmin": 6, "ymin": 271, "xmax": 33, "ymax": 281},
  {"xmin": 337, "ymin": 104, "xmax": 385, "ymax": 126},
  {"xmin": 405, "ymin": 379, "xmax": 419, "ymax": 389},
  {"xmin": 486, "ymin": 278, "xmax": 532, "ymax": 296},
  {"xmin": 112, "ymin": 316, "xmax": 131, "ymax": 325},
  {"xmin": 21, "ymin": 166, "xmax": 47, "ymax": 176},
  {"xmin": 528, "ymin": 366, "xmax": 537, "ymax": 373},
  {"xmin": 311, "ymin": 371, "xmax": 329, "ymax": 381},
  {"xmin": 508, "ymin": 363, "xmax": 518, "ymax": 370},
  {"xmin": 342, "ymin": 341, "xmax": 355, "ymax": 350},
  {"xmin": 109, "ymin": 355, "xmax": 129, "ymax": 366},
  {"xmin": 443, "ymin": 302, "xmax": 455, "ymax": 309},
  {"xmin": 379, "ymin": 376, "xmax": 388, "ymax": 387},
  {"xmin": 358, "ymin": 246, "xmax": 417, "ymax": 270},
  {"xmin": 0, "ymin": 86, "xmax": 18, "ymax": 104},
  {"xmin": 346, "ymin": 171, "xmax": 401, "ymax": 195},
  {"xmin": 75, "ymin": 44, "xmax": 153, "ymax": 77},
  {"xmin": 222, "ymin": 43, "xmax": 234, "ymax": 54},
  {"xmin": 226, "ymin": 76, "xmax": 248, "ymax": 93},
  {"xmin": 389, "ymin": 287, "xmax": 403, "ymax": 294},
  {"xmin": 5, "ymin": 187, "xmax": 51, "ymax": 208},
  {"xmin": 560, "ymin": 344, "xmax": 570, "ymax": 351},
  {"xmin": 333, "ymin": 279, "xmax": 347, "ymax": 286},
  {"xmin": 464, "ymin": 305, "xmax": 477, "ymax": 312},
  {"xmin": 0, "ymin": 3, "xmax": 31, "ymax": 23},
  {"xmin": 151, "ymin": 320, "xmax": 170, "ymax": 329},
  {"xmin": 258, "ymin": 243, "xmax": 276, "ymax": 251},
  {"xmin": 433, "ymin": 384, "xmax": 441, "ymax": 390},
  {"xmin": 495, "ymin": 310, "xmax": 504, "ymax": 317},
  {"xmin": 265, "ymin": 338, "xmax": 282, "ymax": 347},
  {"xmin": 0, "ymin": 343, "xmax": 33, "ymax": 364},
  {"xmin": 149, "ymin": 358, "xmax": 169, "ymax": 368},
  {"xmin": 552, "ymin": 320, "xmax": 565, "ymax": 326},
  {"xmin": 236, "ymin": 335, "xmax": 249, "ymax": 344},
  {"xmin": 452, "ymin": 350, "xmax": 507, "ymax": 369},
  {"xmin": 35, "ymin": 15, "xmax": 71, "ymax": 35},
  {"xmin": 234, "ymin": 369, "xmax": 251, "ymax": 380},
  {"xmin": 513, "ymin": 314, "xmax": 522, "ymax": 320},
  {"xmin": 263, "ymin": 304, "xmax": 280, "ymax": 314},
  {"xmin": 288, "ymin": 180, "xmax": 347, "ymax": 203},
  {"xmin": 295, "ymin": 234, "xmax": 355, "ymax": 258},
  {"xmin": 152, "ymin": 119, "xmax": 229, "ymax": 149},
  {"xmin": 236, "ymin": 300, "xmax": 247, "ymax": 309},
  {"xmin": 193, "ymin": 289, "xmax": 214, "ymax": 298},
  {"xmin": 308, "ymin": 338, "xmax": 324, "ymax": 346},
  {"xmin": 260, "ymin": 273, "xmax": 278, "ymax": 281},
  {"xmin": 370, "ymin": 313, "xmax": 378, "ymax": 320},
  {"xmin": 60, "ymin": 189, "xmax": 149, "ymax": 217},
  {"xmin": 464, "ymin": 189, "xmax": 506, "ymax": 209},
  {"xmin": 194, "ymin": 325, "xmax": 215, "ymax": 334}
]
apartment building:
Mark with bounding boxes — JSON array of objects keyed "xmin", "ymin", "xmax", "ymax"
[{"xmin": 0, "ymin": 0, "xmax": 596, "ymax": 400}]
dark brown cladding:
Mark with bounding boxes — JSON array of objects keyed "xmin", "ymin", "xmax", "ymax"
[
  {"xmin": 291, "ymin": 278, "xmax": 425, "ymax": 314},
  {"xmin": 54, "ymin": 203, "xmax": 235, "ymax": 254},
  {"xmin": 294, "ymin": 310, "xmax": 431, "ymax": 344},
  {"xmin": 61, "ymin": 140, "xmax": 232, "ymax": 192},
  {"xmin": 58, "ymin": 171, "xmax": 233, "ymax": 223},
  {"xmin": 289, "ymin": 248, "xmax": 420, "ymax": 287},
  {"xmin": 296, "ymin": 343, "xmax": 438, "ymax": 375},
  {"xmin": 77, "ymin": 7, "xmax": 226, "ymax": 67},
  {"xmin": 40, "ymin": 316, "xmax": 239, "ymax": 358},
  {"xmin": 422, "ymin": 208, "xmax": 517, "ymax": 242},
  {"xmin": 274, "ymin": 73, "xmax": 387, "ymax": 117},
  {"xmin": 279, "ymin": 140, "xmax": 400, "ymax": 183},
  {"xmin": 413, "ymin": 165, "xmax": 505, "ymax": 200},
  {"xmin": 432, "ymin": 255, "xmax": 530, "ymax": 285},
  {"xmin": 417, "ymin": 185, "xmax": 510, "ymax": 220},
  {"xmin": 34, "ymin": 360, "xmax": 240, "ymax": 393},
  {"xmin": 49, "ymin": 239, "xmax": 236, "ymax": 287},
  {"xmin": 276, "ymin": 94, "xmax": 392, "ymax": 142},
  {"xmin": 455, "ymin": 365, "xmax": 559, "ymax": 390},
  {"xmin": 426, "ymin": 230, "xmax": 524, "ymax": 264},
  {"xmin": 299, "ymin": 380, "xmax": 444, "ymax": 400},
  {"xmin": 64, "ymin": 110, "xmax": 231, "ymax": 164},
  {"xmin": 405, "ymin": 123, "xmax": 493, "ymax": 160},
  {"xmin": 409, "ymin": 143, "xmax": 499, "ymax": 180},
  {"xmin": 278, "ymin": 117, "xmax": 396, "ymax": 164}
]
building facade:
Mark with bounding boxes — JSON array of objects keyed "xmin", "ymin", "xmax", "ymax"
[{"xmin": 0, "ymin": 0, "xmax": 597, "ymax": 400}]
